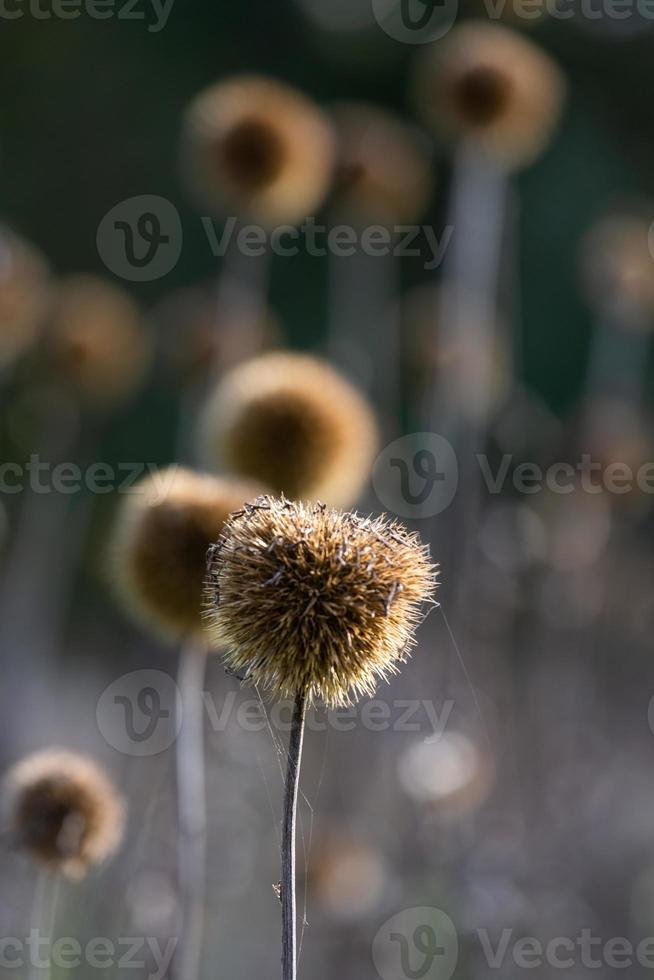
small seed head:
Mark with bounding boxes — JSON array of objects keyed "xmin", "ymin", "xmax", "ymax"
[
  {"xmin": 3, "ymin": 749, "xmax": 125, "ymax": 880},
  {"xmin": 110, "ymin": 467, "xmax": 263, "ymax": 642}
]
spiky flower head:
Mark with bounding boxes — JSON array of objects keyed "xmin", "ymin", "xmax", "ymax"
[
  {"xmin": 414, "ymin": 22, "xmax": 565, "ymax": 171},
  {"xmin": 181, "ymin": 75, "xmax": 335, "ymax": 227},
  {"xmin": 333, "ymin": 103, "xmax": 433, "ymax": 225},
  {"xmin": 205, "ymin": 496, "xmax": 437, "ymax": 706},
  {"xmin": 198, "ymin": 352, "xmax": 378, "ymax": 508},
  {"xmin": 111, "ymin": 466, "xmax": 262, "ymax": 642},
  {"xmin": 3, "ymin": 749, "xmax": 125, "ymax": 880}
]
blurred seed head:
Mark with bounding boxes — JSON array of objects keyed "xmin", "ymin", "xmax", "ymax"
[
  {"xmin": 153, "ymin": 280, "xmax": 282, "ymax": 384},
  {"xmin": 111, "ymin": 466, "xmax": 263, "ymax": 642},
  {"xmin": 402, "ymin": 284, "xmax": 511, "ymax": 417},
  {"xmin": 44, "ymin": 275, "xmax": 151, "ymax": 410},
  {"xmin": 534, "ymin": 482, "xmax": 611, "ymax": 571},
  {"xmin": 205, "ymin": 495, "xmax": 437, "ymax": 706},
  {"xmin": 198, "ymin": 351, "xmax": 378, "ymax": 507},
  {"xmin": 398, "ymin": 733, "xmax": 492, "ymax": 813},
  {"xmin": 413, "ymin": 22, "xmax": 566, "ymax": 170},
  {"xmin": 581, "ymin": 213, "xmax": 654, "ymax": 321},
  {"xmin": 332, "ymin": 103, "xmax": 433, "ymax": 225},
  {"xmin": 182, "ymin": 75, "xmax": 335, "ymax": 227},
  {"xmin": 3, "ymin": 749, "xmax": 125, "ymax": 880},
  {"xmin": 306, "ymin": 832, "xmax": 387, "ymax": 920},
  {"xmin": 0, "ymin": 227, "xmax": 51, "ymax": 369}
]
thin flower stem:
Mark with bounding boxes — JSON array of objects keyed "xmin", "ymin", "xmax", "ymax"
[
  {"xmin": 28, "ymin": 870, "xmax": 59, "ymax": 980},
  {"xmin": 175, "ymin": 639, "xmax": 208, "ymax": 980},
  {"xmin": 281, "ymin": 692, "xmax": 306, "ymax": 980}
]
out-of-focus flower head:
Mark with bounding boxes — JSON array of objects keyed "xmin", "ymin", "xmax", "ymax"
[
  {"xmin": 181, "ymin": 75, "xmax": 336, "ymax": 227},
  {"xmin": 413, "ymin": 22, "xmax": 566, "ymax": 171}
]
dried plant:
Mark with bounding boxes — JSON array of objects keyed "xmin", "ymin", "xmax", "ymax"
[
  {"xmin": 198, "ymin": 352, "xmax": 378, "ymax": 508},
  {"xmin": 414, "ymin": 21, "xmax": 565, "ymax": 171},
  {"xmin": 3, "ymin": 749, "xmax": 125, "ymax": 880},
  {"xmin": 43, "ymin": 274, "xmax": 151, "ymax": 410},
  {"xmin": 205, "ymin": 495, "xmax": 436, "ymax": 980},
  {"xmin": 110, "ymin": 466, "xmax": 262, "ymax": 642},
  {"xmin": 181, "ymin": 75, "xmax": 335, "ymax": 227},
  {"xmin": 332, "ymin": 102, "xmax": 433, "ymax": 225},
  {"xmin": 0, "ymin": 226, "xmax": 51, "ymax": 370}
]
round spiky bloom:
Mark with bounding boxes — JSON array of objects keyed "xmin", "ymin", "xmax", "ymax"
[
  {"xmin": 111, "ymin": 467, "xmax": 263, "ymax": 642},
  {"xmin": 414, "ymin": 22, "xmax": 565, "ymax": 170},
  {"xmin": 3, "ymin": 749, "xmax": 125, "ymax": 880},
  {"xmin": 0, "ymin": 227, "xmax": 51, "ymax": 368},
  {"xmin": 333, "ymin": 103, "xmax": 433, "ymax": 224},
  {"xmin": 181, "ymin": 75, "xmax": 335, "ymax": 227},
  {"xmin": 44, "ymin": 275, "xmax": 151, "ymax": 409},
  {"xmin": 198, "ymin": 352, "xmax": 378, "ymax": 508},
  {"xmin": 205, "ymin": 496, "xmax": 437, "ymax": 706}
]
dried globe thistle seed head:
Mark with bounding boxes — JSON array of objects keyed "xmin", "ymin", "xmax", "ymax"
[
  {"xmin": 205, "ymin": 496, "xmax": 437, "ymax": 707},
  {"xmin": 332, "ymin": 103, "xmax": 433, "ymax": 225},
  {"xmin": 581, "ymin": 213, "xmax": 654, "ymax": 321},
  {"xmin": 181, "ymin": 75, "xmax": 336, "ymax": 227},
  {"xmin": 44, "ymin": 275, "xmax": 151, "ymax": 409},
  {"xmin": 111, "ymin": 466, "xmax": 264, "ymax": 642},
  {"xmin": 153, "ymin": 280, "xmax": 283, "ymax": 383},
  {"xmin": 0, "ymin": 227, "xmax": 51, "ymax": 368},
  {"xmin": 3, "ymin": 749, "xmax": 125, "ymax": 880},
  {"xmin": 413, "ymin": 22, "xmax": 566, "ymax": 170},
  {"xmin": 198, "ymin": 352, "xmax": 378, "ymax": 508}
]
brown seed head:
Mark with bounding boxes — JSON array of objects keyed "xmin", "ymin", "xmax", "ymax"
[
  {"xmin": 0, "ymin": 227, "xmax": 51, "ymax": 368},
  {"xmin": 333, "ymin": 103, "xmax": 433, "ymax": 224},
  {"xmin": 198, "ymin": 352, "xmax": 378, "ymax": 508},
  {"xmin": 205, "ymin": 495, "xmax": 437, "ymax": 706},
  {"xmin": 44, "ymin": 275, "xmax": 151, "ymax": 409},
  {"xmin": 111, "ymin": 466, "xmax": 263, "ymax": 641},
  {"xmin": 414, "ymin": 22, "xmax": 566, "ymax": 170},
  {"xmin": 3, "ymin": 749, "xmax": 125, "ymax": 880},
  {"xmin": 182, "ymin": 75, "xmax": 335, "ymax": 227}
]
